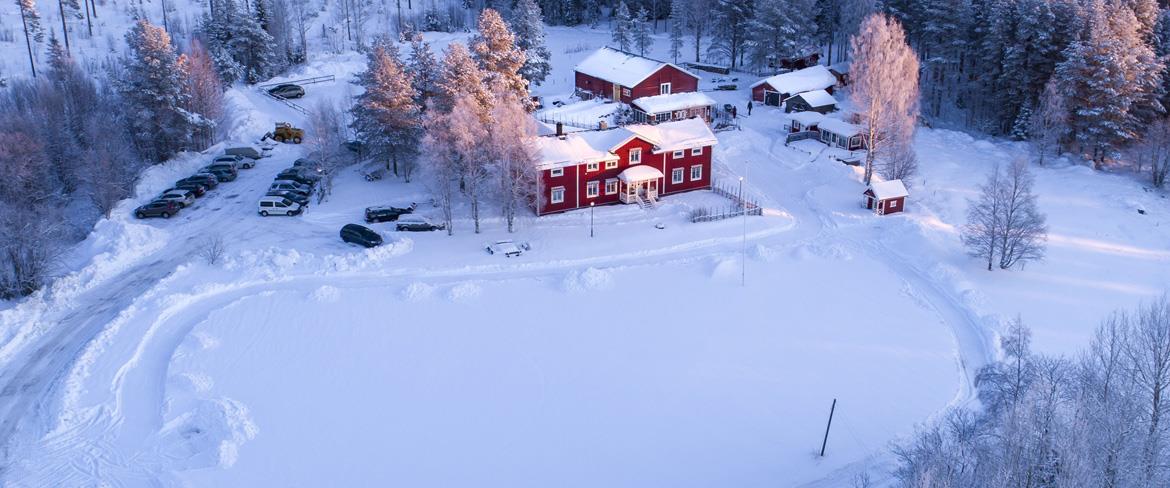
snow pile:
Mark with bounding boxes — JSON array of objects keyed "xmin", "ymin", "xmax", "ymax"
[
  {"xmin": 563, "ymin": 267, "xmax": 614, "ymax": 292},
  {"xmin": 630, "ymin": 92, "xmax": 716, "ymax": 114},
  {"xmin": 311, "ymin": 285, "xmax": 341, "ymax": 303},
  {"xmin": 447, "ymin": 282, "xmax": 482, "ymax": 302},
  {"xmin": 156, "ymin": 397, "xmax": 258, "ymax": 470},
  {"xmin": 401, "ymin": 282, "xmax": 436, "ymax": 301}
]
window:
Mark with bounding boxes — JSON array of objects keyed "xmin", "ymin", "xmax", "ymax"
[
  {"xmin": 889, "ymin": 199, "xmax": 898, "ymax": 208},
  {"xmin": 622, "ymin": 88, "xmax": 631, "ymax": 97},
  {"xmin": 660, "ymin": 82, "xmax": 671, "ymax": 95},
  {"xmin": 605, "ymin": 179, "xmax": 619, "ymax": 195},
  {"xmin": 690, "ymin": 165, "xmax": 702, "ymax": 181},
  {"xmin": 550, "ymin": 186, "xmax": 565, "ymax": 204},
  {"xmin": 850, "ymin": 136, "xmax": 861, "ymax": 148},
  {"xmin": 586, "ymin": 180, "xmax": 599, "ymax": 198},
  {"xmin": 671, "ymin": 168, "xmax": 684, "ymax": 184},
  {"xmin": 586, "ymin": 162, "xmax": 599, "ymax": 172},
  {"xmin": 821, "ymin": 131, "xmax": 832, "ymax": 143},
  {"xmin": 655, "ymin": 113, "xmax": 669, "ymax": 122},
  {"xmin": 673, "ymin": 150, "xmax": 684, "ymax": 159},
  {"xmin": 605, "ymin": 160, "xmax": 618, "ymax": 169},
  {"xmin": 691, "ymin": 147, "xmax": 703, "ymax": 156},
  {"xmin": 674, "ymin": 110, "xmax": 687, "ymax": 119},
  {"xmin": 551, "ymin": 168, "xmax": 564, "ymax": 177},
  {"xmin": 629, "ymin": 148, "xmax": 641, "ymax": 164}
]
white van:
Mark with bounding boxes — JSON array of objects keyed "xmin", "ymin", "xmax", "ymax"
[{"xmin": 257, "ymin": 195, "xmax": 303, "ymax": 216}]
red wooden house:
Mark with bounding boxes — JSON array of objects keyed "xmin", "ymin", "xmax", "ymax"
[
  {"xmin": 533, "ymin": 118, "xmax": 718, "ymax": 216},
  {"xmin": 750, "ymin": 65, "xmax": 838, "ymax": 106},
  {"xmin": 864, "ymin": 179, "xmax": 909, "ymax": 215},
  {"xmin": 574, "ymin": 47, "xmax": 701, "ymax": 105}
]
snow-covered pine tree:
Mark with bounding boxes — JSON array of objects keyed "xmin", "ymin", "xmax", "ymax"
[
  {"xmin": 748, "ymin": 0, "xmax": 815, "ymax": 70},
  {"xmin": 16, "ymin": 0, "xmax": 45, "ymax": 78},
  {"xmin": 914, "ymin": 0, "xmax": 970, "ymax": 121},
  {"xmin": 612, "ymin": 1, "xmax": 633, "ymax": 52},
  {"xmin": 55, "ymin": 0, "xmax": 82, "ymax": 52},
  {"xmin": 668, "ymin": 0, "xmax": 684, "ymax": 63},
  {"xmin": 236, "ymin": 1, "xmax": 278, "ymax": 83},
  {"xmin": 351, "ymin": 37, "xmax": 423, "ymax": 181},
  {"xmin": 434, "ymin": 43, "xmax": 490, "ymax": 114},
  {"xmin": 685, "ymin": 0, "xmax": 710, "ymax": 62},
  {"xmin": 471, "ymin": 9, "xmax": 530, "ymax": 109},
  {"xmin": 634, "ymin": 6, "xmax": 653, "ymax": 56},
  {"xmin": 407, "ymin": 34, "xmax": 439, "ymax": 111},
  {"xmin": 508, "ymin": 0, "xmax": 552, "ymax": 87},
  {"xmin": 849, "ymin": 12, "xmax": 920, "ymax": 185},
  {"xmin": 707, "ymin": 0, "xmax": 751, "ymax": 68},
  {"xmin": 198, "ymin": 0, "xmax": 245, "ymax": 83},
  {"xmin": 117, "ymin": 19, "xmax": 193, "ymax": 162}
]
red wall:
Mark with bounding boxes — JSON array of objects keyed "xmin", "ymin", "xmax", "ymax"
[
  {"xmin": 662, "ymin": 147, "xmax": 712, "ymax": 194},
  {"xmin": 575, "ymin": 66, "xmax": 699, "ymax": 104},
  {"xmin": 751, "ymin": 80, "xmax": 835, "ymax": 102},
  {"xmin": 538, "ymin": 164, "xmax": 580, "ymax": 215},
  {"xmin": 575, "ymin": 72, "xmax": 614, "ymax": 101}
]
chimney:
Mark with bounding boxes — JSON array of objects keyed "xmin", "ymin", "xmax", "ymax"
[{"xmin": 555, "ymin": 121, "xmax": 564, "ymax": 137}]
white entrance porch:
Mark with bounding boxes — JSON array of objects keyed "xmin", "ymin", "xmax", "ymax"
[{"xmin": 618, "ymin": 166, "xmax": 663, "ymax": 205}]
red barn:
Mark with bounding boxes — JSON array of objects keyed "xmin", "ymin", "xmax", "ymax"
[
  {"xmin": 864, "ymin": 180, "xmax": 909, "ymax": 215},
  {"xmin": 533, "ymin": 118, "xmax": 717, "ymax": 216},
  {"xmin": 750, "ymin": 65, "xmax": 838, "ymax": 106},
  {"xmin": 574, "ymin": 47, "xmax": 701, "ymax": 105}
]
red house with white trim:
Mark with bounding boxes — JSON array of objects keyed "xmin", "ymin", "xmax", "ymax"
[
  {"xmin": 864, "ymin": 179, "xmax": 909, "ymax": 215},
  {"xmin": 750, "ymin": 65, "xmax": 837, "ymax": 106},
  {"xmin": 533, "ymin": 118, "xmax": 717, "ymax": 216},
  {"xmin": 574, "ymin": 47, "xmax": 701, "ymax": 105}
]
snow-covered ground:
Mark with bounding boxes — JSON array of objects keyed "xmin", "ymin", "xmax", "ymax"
[{"xmin": 0, "ymin": 19, "xmax": 1168, "ymax": 488}]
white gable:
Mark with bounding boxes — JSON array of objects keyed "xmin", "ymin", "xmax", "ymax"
[{"xmin": 575, "ymin": 47, "xmax": 698, "ymax": 88}]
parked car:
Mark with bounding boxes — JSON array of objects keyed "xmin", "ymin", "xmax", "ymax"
[
  {"xmin": 225, "ymin": 145, "xmax": 265, "ymax": 160},
  {"xmin": 485, "ymin": 240, "xmax": 526, "ymax": 257},
  {"xmin": 182, "ymin": 173, "xmax": 219, "ymax": 189},
  {"xmin": 365, "ymin": 204, "xmax": 416, "ymax": 223},
  {"xmin": 339, "ymin": 223, "xmax": 384, "ymax": 248},
  {"xmin": 257, "ymin": 195, "xmax": 303, "ymax": 216},
  {"xmin": 270, "ymin": 180, "xmax": 311, "ymax": 194},
  {"xmin": 214, "ymin": 154, "xmax": 254, "ymax": 169},
  {"xmin": 266, "ymin": 190, "xmax": 310, "ymax": 207},
  {"xmin": 395, "ymin": 215, "xmax": 445, "ymax": 232},
  {"xmin": 158, "ymin": 188, "xmax": 195, "ymax": 208},
  {"xmin": 135, "ymin": 200, "xmax": 181, "ymax": 219},
  {"xmin": 267, "ymin": 84, "xmax": 305, "ymax": 99},
  {"xmin": 202, "ymin": 167, "xmax": 237, "ymax": 182},
  {"xmin": 293, "ymin": 158, "xmax": 324, "ymax": 174},
  {"xmin": 275, "ymin": 169, "xmax": 318, "ymax": 186},
  {"xmin": 173, "ymin": 180, "xmax": 207, "ymax": 197}
]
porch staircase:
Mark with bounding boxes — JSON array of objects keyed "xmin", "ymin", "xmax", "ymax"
[{"xmin": 634, "ymin": 194, "xmax": 657, "ymax": 210}]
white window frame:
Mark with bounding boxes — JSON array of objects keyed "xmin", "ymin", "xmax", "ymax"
[
  {"xmin": 655, "ymin": 113, "xmax": 669, "ymax": 122},
  {"xmin": 605, "ymin": 160, "xmax": 618, "ymax": 169},
  {"xmin": 586, "ymin": 180, "xmax": 599, "ymax": 198},
  {"xmin": 690, "ymin": 164, "xmax": 702, "ymax": 181},
  {"xmin": 629, "ymin": 148, "xmax": 642, "ymax": 164},
  {"xmin": 660, "ymin": 82, "xmax": 671, "ymax": 95},
  {"xmin": 673, "ymin": 149, "xmax": 684, "ymax": 159},
  {"xmin": 586, "ymin": 162, "xmax": 599, "ymax": 172},
  {"xmin": 674, "ymin": 110, "xmax": 687, "ymax": 119},
  {"xmin": 691, "ymin": 147, "xmax": 703, "ymax": 156},
  {"xmin": 605, "ymin": 179, "xmax": 619, "ymax": 195},
  {"xmin": 551, "ymin": 186, "xmax": 565, "ymax": 204},
  {"xmin": 889, "ymin": 199, "xmax": 898, "ymax": 208},
  {"xmin": 622, "ymin": 88, "xmax": 631, "ymax": 97},
  {"xmin": 550, "ymin": 167, "xmax": 564, "ymax": 177},
  {"xmin": 671, "ymin": 168, "xmax": 684, "ymax": 184}
]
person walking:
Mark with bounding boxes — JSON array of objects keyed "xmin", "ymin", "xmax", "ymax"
[
  {"xmin": 731, "ymin": 106, "xmax": 738, "ymax": 118},
  {"xmin": 747, "ymin": 101, "xmax": 753, "ymax": 116}
]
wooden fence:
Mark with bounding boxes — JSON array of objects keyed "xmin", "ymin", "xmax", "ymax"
[
  {"xmin": 691, "ymin": 180, "xmax": 763, "ymax": 223},
  {"xmin": 785, "ymin": 130, "xmax": 819, "ymax": 145}
]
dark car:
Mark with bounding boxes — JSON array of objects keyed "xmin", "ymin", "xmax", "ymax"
[
  {"xmin": 275, "ymin": 169, "xmax": 318, "ymax": 186},
  {"xmin": 182, "ymin": 173, "xmax": 219, "ymax": 189},
  {"xmin": 268, "ymin": 84, "xmax": 305, "ymax": 99},
  {"xmin": 173, "ymin": 180, "xmax": 207, "ymax": 196},
  {"xmin": 395, "ymin": 215, "xmax": 445, "ymax": 232},
  {"xmin": 201, "ymin": 167, "xmax": 237, "ymax": 182},
  {"xmin": 293, "ymin": 158, "xmax": 325, "ymax": 174},
  {"xmin": 365, "ymin": 204, "xmax": 416, "ymax": 223},
  {"xmin": 267, "ymin": 190, "xmax": 310, "ymax": 206},
  {"xmin": 134, "ymin": 200, "xmax": 181, "ymax": 219},
  {"xmin": 340, "ymin": 224, "xmax": 384, "ymax": 248}
]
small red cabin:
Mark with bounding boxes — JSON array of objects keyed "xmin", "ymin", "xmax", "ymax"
[
  {"xmin": 574, "ymin": 47, "xmax": 701, "ymax": 105},
  {"xmin": 864, "ymin": 180, "xmax": 909, "ymax": 215},
  {"xmin": 533, "ymin": 118, "xmax": 717, "ymax": 216},
  {"xmin": 750, "ymin": 65, "xmax": 838, "ymax": 106}
]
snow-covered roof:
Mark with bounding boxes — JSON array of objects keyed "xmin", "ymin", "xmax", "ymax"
[
  {"xmin": 618, "ymin": 165, "xmax": 664, "ymax": 183},
  {"xmin": 817, "ymin": 118, "xmax": 862, "ymax": 137},
  {"xmin": 788, "ymin": 89, "xmax": 837, "ymax": 108},
  {"xmin": 869, "ymin": 179, "xmax": 909, "ymax": 200},
  {"xmin": 630, "ymin": 92, "xmax": 717, "ymax": 114},
  {"xmin": 534, "ymin": 119, "xmax": 718, "ymax": 169},
  {"xmin": 575, "ymin": 47, "xmax": 699, "ymax": 88},
  {"xmin": 625, "ymin": 118, "xmax": 718, "ymax": 153},
  {"xmin": 787, "ymin": 111, "xmax": 826, "ymax": 126},
  {"xmin": 751, "ymin": 65, "xmax": 838, "ymax": 94}
]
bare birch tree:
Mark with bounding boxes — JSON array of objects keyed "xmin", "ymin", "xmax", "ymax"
[
  {"xmin": 849, "ymin": 13, "xmax": 920, "ymax": 185},
  {"xmin": 1128, "ymin": 295, "xmax": 1170, "ymax": 484},
  {"xmin": 1132, "ymin": 117, "xmax": 1170, "ymax": 189},
  {"xmin": 489, "ymin": 87, "xmax": 538, "ymax": 233},
  {"xmin": 1029, "ymin": 79, "xmax": 1068, "ymax": 166},
  {"xmin": 962, "ymin": 160, "xmax": 1047, "ymax": 271}
]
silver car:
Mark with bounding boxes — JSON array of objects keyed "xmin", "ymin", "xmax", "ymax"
[{"xmin": 158, "ymin": 188, "xmax": 195, "ymax": 208}]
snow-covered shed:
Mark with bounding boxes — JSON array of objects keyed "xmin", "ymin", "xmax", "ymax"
[
  {"xmin": 785, "ymin": 111, "xmax": 826, "ymax": 133},
  {"xmin": 574, "ymin": 48, "xmax": 701, "ymax": 105},
  {"xmin": 864, "ymin": 179, "xmax": 909, "ymax": 215},
  {"xmin": 784, "ymin": 89, "xmax": 838, "ymax": 114},
  {"xmin": 630, "ymin": 92, "xmax": 716, "ymax": 124},
  {"xmin": 817, "ymin": 118, "xmax": 864, "ymax": 150},
  {"xmin": 751, "ymin": 65, "xmax": 838, "ymax": 106}
]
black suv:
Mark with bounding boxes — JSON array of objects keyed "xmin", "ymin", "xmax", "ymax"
[
  {"xmin": 201, "ymin": 167, "xmax": 237, "ymax": 182},
  {"xmin": 135, "ymin": 200, "xmax": 181, "ymax": 219},
  {"xmin": 181, "ymin": 174, "xmax": 219, "ymax": 189},
  {"xmin": 275, "ymin": 169, "xmax": 318, "ymax": 186},
  {"xmin": 340, "ymin": 224, "xmax": 383, "ymax": 248},
  {"xmin": 267, "ymin": 190, "xmax": 310, "ymax": 207},
  {"xmin": 365, "ymin": 204, "xmax": 416, "ymax": 223},
  {"xmin": 267, "ymin": 84, "xmax": 305, "ymax": 99}
]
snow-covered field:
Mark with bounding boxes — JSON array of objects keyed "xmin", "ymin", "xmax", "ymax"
[{"xmin": 0, "ymin": 17, "xmax": 1167, "ymax": 488}]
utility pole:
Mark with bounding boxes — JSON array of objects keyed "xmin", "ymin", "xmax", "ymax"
[
  {"xmin": 820, "ymin": 398, "xmax": 837, "ymax": 457},
  {"xmin": 590, "ymin": 202, "xmax": 595, "ymax": 238}
]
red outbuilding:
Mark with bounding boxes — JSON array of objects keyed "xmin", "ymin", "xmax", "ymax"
[
  {"xmin": 864, "ymin": 179, "xmax": 909, "ymax": 215},
  {"xmin": 750, "ymin": 65, "xmax": 838, "ymax": 106},
  {"xmin": 574, "ymin": 47, "xmax": 701, "ymax": 105},
  {"xmin": 533, "ymin": 118, "xmax": 717, "ymax": 216}
]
